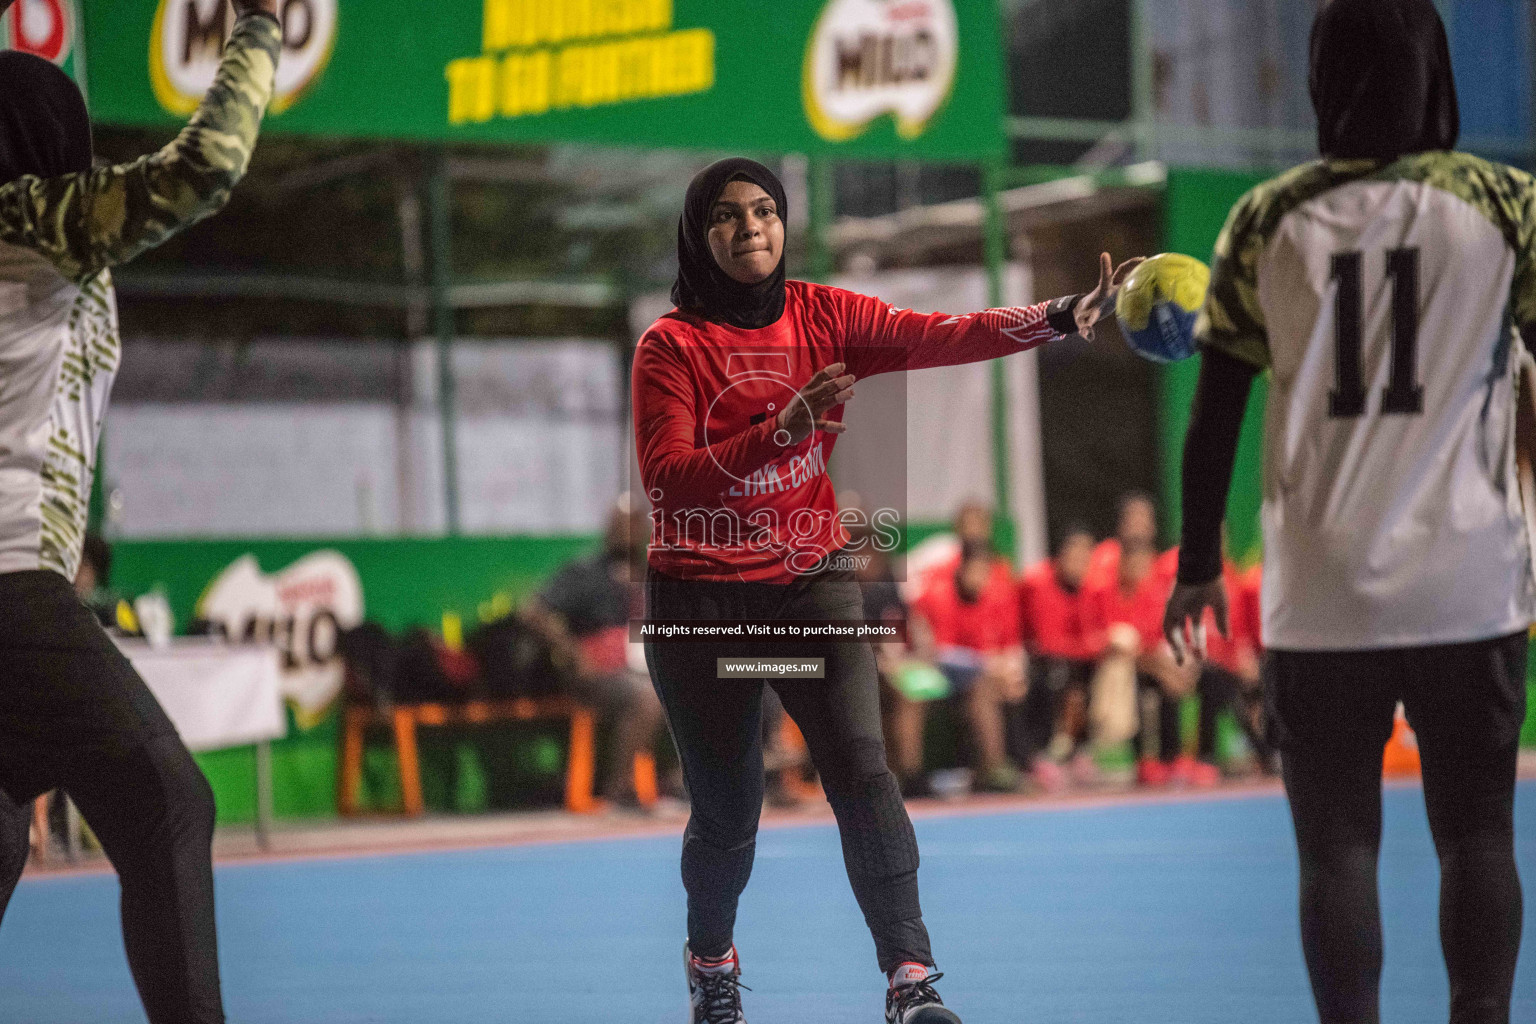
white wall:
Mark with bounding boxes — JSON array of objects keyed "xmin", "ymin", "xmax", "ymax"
[{"xmin": 103, "ymin": 338, "xmax": 623, "ymax": 539}]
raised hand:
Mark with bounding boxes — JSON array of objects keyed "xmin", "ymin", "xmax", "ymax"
[
  {"xmin": 1075, "ymin": 252, "xmax": 1146, "ymax": 341},
  {"xmin": 775, "ymin": 362, "xmax": 855, "ymax": 446}
]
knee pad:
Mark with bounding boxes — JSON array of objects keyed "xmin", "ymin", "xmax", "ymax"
[
  {"xmin": 826, "ymin": 769, "xmax": 920, "ymax": 882},
  {"xmin": 683, "ymin": 816, "xmax": 757, "ymax": 855},
  {"xmin": 681, "ymin": 825, "xmax": 757, "ymax": 903},
  {"xmin": 819, "ymin": 737, "xmax": 893, "ymax": 797}
]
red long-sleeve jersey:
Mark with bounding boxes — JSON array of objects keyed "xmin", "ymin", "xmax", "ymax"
[
  {"xmin": 634, "ymin": 280, "xmax": 1073, "ymax": 582},
  {"xmin": 911, "ymin": 560, "xmax": 1021, "ymax": 660},
  {"xmin": 1197, "ymin": 560, "xmax": 1253, "ymax": 673},
  {"xmin": 1080, "ymin": 553, "xmax": 1176, "ymax": 657},
  {"xmin": 1018, "ymin": 559, "xmax": 1095, "ymax": 662}
]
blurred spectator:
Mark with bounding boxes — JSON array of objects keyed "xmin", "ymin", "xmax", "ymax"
[
  {"xmin": 1085, "ymin": 491, "xmax": 1159, "ymax": 591},
  {"xmin": 74, "ymin": 533, "xmax": 138, "ymax": 635},
  {"xmin": 1082, "ymin": 538, "xmax": 1191, "ymax": 786},
  {"xmin": 906, "ymin": 537, "xmax": 1026, "ymax": 794},
  {"xmin": 74, "ymin": 533, "xmax": 110, "ymax": 600},
  {"xmin": 903, "ymin": 498, "xmax": 994, "ymax": 603},
  {"xmin": 1016, "ymin": 524, "xmax": 1097, "ymax": 786},
  {"xmin": 847, "ymin": 505, "xmax": 908, "ymax": 681},
  {"xmin": 525, "ymin": 500, "xmax": 664, "ymax": 809}
]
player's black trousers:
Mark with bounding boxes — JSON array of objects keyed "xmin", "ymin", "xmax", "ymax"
[
  {"xmin": 645, "ymin": 565, "xmax": 932, "ymax": 974},
  {"xmin": 0, "ymin": 570, "xmax": 223, "ymax": 1024},
  {"xmin": 1267, "ymin": 631, "xmax": 1527, "ymax": 1024}
]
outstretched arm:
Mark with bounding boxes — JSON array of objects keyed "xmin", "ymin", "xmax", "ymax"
[
  {"xmin": 843, "ymin": 253, "xmax": 1142, "ymax": 377},
  {"xmin": 0, "ymin": 8, "xmax": 280, "ymax": 283}
]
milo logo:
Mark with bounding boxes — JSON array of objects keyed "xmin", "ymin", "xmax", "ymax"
[
  {"xmin": 150, "ymin": 0, "xmax": 336, "ymax": 115},
  {"xmin": 198, "ymin": 549, "xmax": 364, "ymax": 723},
  {"xmin": 802, "ymin": 0, "xmax": 958, "ymax": 143},
  {"xmin": 3, "ymin": 0, "xmax": 74, "ymax": 66}
]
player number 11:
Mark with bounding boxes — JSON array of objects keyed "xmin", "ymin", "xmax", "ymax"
[{"xmin": 1329, "ymin": 247, "xmax": 1424, "ymax": 418}]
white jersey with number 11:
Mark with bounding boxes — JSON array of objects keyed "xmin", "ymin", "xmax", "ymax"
[{"xmin": 1197, "ymin": 151, "xmax": 1536, "ymax": 650}]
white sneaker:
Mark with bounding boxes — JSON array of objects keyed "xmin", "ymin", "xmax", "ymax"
[
  {"xmin": 685, "ymin": 943, "xmax": 748, "ymax": 1024},
  {"xmin": 885, "ymin": 963, "xmax": 961, "ymax": 1024}
]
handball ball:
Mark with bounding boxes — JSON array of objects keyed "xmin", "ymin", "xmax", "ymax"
[{"xmin": 1114, "ymin": 252, "xmax": 1210, "ymax": 364}]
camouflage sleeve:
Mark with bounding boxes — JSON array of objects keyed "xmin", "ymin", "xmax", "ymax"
[
  {"xmin": 1195, "ymin": 189, "xmax": 1271, "ymax": 370},
  {"xmin": 1507, "ymin": 167, "xmax": 1536, "ymax": 333},
  {"xmin": 0, "ymin": 14, "xmax": 280, "ymax": 284}
]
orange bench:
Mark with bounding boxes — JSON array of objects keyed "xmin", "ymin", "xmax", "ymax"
[{"xmin": 338, "ymin": 696, "xmax": 657, "ymax": 816}]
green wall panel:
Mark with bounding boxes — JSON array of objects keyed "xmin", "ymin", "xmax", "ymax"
[
  {"xmin": 112, "ymin": 535, "xmax": 595, "ymax": 822},
  {"xmin": 1161, "ymin": 167, "xmax": 1269, "ymax": 563}
]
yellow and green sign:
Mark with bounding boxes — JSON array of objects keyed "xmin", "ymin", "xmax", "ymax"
[{"xmin": 81, "ymin": 0, "xmax": 1006, "ymax": 159}]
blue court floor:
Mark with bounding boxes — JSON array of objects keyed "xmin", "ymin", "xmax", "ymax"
[{"xmin": 2, "ymin": 783, "xmax": 1533, "ymax": 1023}]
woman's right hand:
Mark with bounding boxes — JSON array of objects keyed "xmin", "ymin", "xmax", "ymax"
[{"xmin": 776, "ymin": 362, "xmax": 855, "ymax": 446}]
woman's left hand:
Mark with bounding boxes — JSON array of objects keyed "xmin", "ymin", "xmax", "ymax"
[{"xmin": 1074, "ymin": 252, "xmax": 1145, "ymax": 341}]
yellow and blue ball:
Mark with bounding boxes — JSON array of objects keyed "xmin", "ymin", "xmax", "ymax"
[{"xmin": 1114, "ymin": 252, "xmax": 1210, "ymax": 364}]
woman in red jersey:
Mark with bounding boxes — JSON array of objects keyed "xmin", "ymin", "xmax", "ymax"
[
  {"xmin": 635, "ymin": 157, "xmax": 1140, "ymax": 1024},
  {"xmin": 906, "ymin": 540, "xmax": 1025, "ymax": 795}
]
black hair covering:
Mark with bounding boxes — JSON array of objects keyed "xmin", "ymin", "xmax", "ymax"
[
  {"xmin": 0, "ymin": 50, "xmax": 93, "ymax": 185},
  {"xmin": 671, "ymin": 157, "xmax": 788, "ymax": 329},
  {"xmin": 1309, "ymin": 0, "xmax": 1458, "ymax": 160}
]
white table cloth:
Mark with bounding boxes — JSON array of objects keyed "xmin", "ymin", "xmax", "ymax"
[{"xmin": 117, "ymin": 640, "xmax": 287, "ymax": 751}]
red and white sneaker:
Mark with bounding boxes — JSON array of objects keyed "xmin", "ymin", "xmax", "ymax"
[
  {"xmin": 1031, "ymin": 758, "xmax": 1068, "ymax": 793},
  {"xmin": 1136, "ymin": 757, "xmax": 1171, "ymax": 787},
  {"xmin": 685, "ymin": 943, "xmax": 748, "ymax": 1023},
  {"xmin": 1171, "ymin": 754, "xmax": 1221, "ymax": 788},
  {"xmin": 1069, "ymin": 751, "xmax": 1101, "ymax": 786},
  {"xmin": 886, "ymin": 962, "xmax": 962, "ymax": 1023}
]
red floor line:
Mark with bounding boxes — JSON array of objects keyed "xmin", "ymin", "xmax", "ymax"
[
  {"xmin": 25, "ymin": 770, "xmax": 1534, "ymax": 881},
  {"xmin": 15, "ymin": 778, "xmax": 1297, "ymax": 881}
]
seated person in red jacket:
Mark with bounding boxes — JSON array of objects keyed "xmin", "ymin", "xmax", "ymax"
[
  {"xmin": 525, "ymin": 501, "xmax": 664, "ymax": 808},
  {"xmin": 1016, "ymin": 524, "xmax": 1097, "ymax": 782},
  {"xmin": 1084, "ymin": 490, "xmax": 1160, "ymax": 592},
  {"xmin": 905, "ymin": 539, "xmax": 1026, "ymax": 794},
  {"xmin": 1082, "ymin": 539, "xmax": 1193, "ymax": 786},
  {"xmin": 904, "ymin": 499, "xmax": 996, "ymax": 604}
]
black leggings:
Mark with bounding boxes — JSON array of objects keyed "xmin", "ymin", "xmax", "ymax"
[
  {"xmin": 1267, "ymin": 632, "xmax": 1527, "ymax": 1024},
  {"xmin": 645, "ymin": 567, "xmax": 931, "ymax": 974},
  {"xmin": 0, "ymin": 571, "xmax": 223, "ymax": 1024}
]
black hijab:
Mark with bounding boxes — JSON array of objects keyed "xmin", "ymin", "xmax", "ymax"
[
  {"xmin": 0, "ymin": 50, "xmax": 93, "ymax": 185},
  {"xmin": 1309, "ymin": 0, "xmax": 1458, "ymax": 160},
  {"xmin": 671, "ymin": 157, "xmax": 788, "ymax": 329}
]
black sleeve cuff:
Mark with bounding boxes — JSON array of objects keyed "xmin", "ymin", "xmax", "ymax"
[
  {"xmin": 1176, "ymin": 545, "xmax": 1224, "ymax": 586},
  {"xmin": 1045, "ymin": 294, "xmax": 1084, "ymax": 336}
]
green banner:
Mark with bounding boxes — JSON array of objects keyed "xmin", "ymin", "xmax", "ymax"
[
  {"xmin": 4, "ymin": 0, "xmax": 87, "ymax": 91},
  {"xmin": 82, "ymin": 0, "xmax": 1006, "ymax": 160}
]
